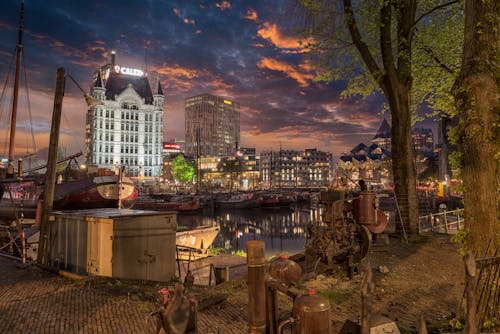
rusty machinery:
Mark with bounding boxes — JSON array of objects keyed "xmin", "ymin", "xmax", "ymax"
[
  {"xmin": 305, "ymin": 190, "xmax": 388, "ymax": 276},
  {"xmin": 247, "ymin": 241, "xmax": 332, "ymax": 334}
]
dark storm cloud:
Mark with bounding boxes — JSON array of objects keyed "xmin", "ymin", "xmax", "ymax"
[{"xmin": 0, "ymin": 0, "xmax": 389, "ymax": 157}]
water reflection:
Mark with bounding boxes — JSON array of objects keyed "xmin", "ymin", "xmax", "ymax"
[{"xmin": 177, "ymin": 205, "xmax": 323, "ymax": 257}]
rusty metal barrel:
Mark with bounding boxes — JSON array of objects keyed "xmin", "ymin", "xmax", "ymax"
[
  {"xmin": 267, "ymin": 253, "xmax": 302, "ymax": 286},
  {"xmin": 353, "ymin": 191, "xmax": 377, "ymax": 225},
  {"xmin": 247, "ymin": 240, "xmax": 267, "ymax": 334},
  {"xmin": 292, "ymin": 288, "xmax": 331, "ymax": 334}
]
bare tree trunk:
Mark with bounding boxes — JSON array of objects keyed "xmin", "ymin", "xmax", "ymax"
[
  {"xmin": 342, "ymin": 0, "xmax": 419, "ymax": 236},
  {"xmin": 453, "ymin": 0, "xmax": 500, "ymax": 254},
  {"xmin": 391, "ymin": 100, "xmax": 419, "ymax": 236}
]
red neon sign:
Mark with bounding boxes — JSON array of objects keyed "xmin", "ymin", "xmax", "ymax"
[{"xmin": 163, "ymin": 143, "xmax": 181, "ymax": 149}]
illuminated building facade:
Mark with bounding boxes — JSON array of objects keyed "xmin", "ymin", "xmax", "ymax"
[
  {"xmin": 338, "ymin": 119, "xmax": 436, "ymax": 188},
  {"xmin": 196, "ymin": 147, "xmax": 260, "ymax": 191},
  {"xmin": 185, "ymin": 94, "xmax": 240, "ymax": 158},
  {"xmin": 85, "ymin": 53, "xmax": 164, "ymax": 177},
  {"xmin": 260, "ymin": 148, "xmax": 333, "ymax": 188},
  {"xmin": 412, "ymin": 128, "xmax": 434, "ymax": 152}
]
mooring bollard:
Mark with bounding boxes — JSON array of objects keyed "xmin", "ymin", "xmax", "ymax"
[{"xmin": 247, "ymin": 240, "xmax": 266, "ymax": 334}]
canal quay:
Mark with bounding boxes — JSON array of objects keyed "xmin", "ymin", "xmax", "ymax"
[
  {"xmin": 0, "ymin": 202, "xmax": 319, "ymax": 334},
  {"xmin": 0, "ymin": 188, "xmax": 472, "ymax": 334}
]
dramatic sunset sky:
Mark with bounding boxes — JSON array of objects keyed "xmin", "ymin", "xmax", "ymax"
[{"xmin": 0, "ymin": 0, "xmax": 427, "ymax": 159}]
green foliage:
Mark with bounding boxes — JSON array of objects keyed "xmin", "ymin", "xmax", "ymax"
[
  {"xmin": 482, "ymin": 318, "xmax": 500, "ymax": 331},
  {"xmin": 207, "ymin": 247, "xmax": 226, "ymax": 256},
  {"xmin": 234, "ymin": 250, "xmax": 247, "ymax": 257},
  {"xmin": 412, "ymin": 1, "xmax": 463, "ymax": 120},
  {"xmin": 449, "ymin": 318, "xmax": 464, "ymax": 330},
  {"xmin": 297, "ymin": 0, "xmax": 464, "ymax": 122},
  {"xmin": 317, "ymin": 288, "xmax": 348, "ymax": 305},
  {"xmin": 171, "ymin": 154, "xmax": 195, "ymax": 184},
  {"xmin": 451, "ymin": 227, "xmax": 470, "ymax": 255},
  {"xmin": 449, "ymin": 151, "xmax": 463, "ymax": 171}
]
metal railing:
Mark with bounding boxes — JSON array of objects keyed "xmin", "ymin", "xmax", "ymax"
[{"xmin": 418, "ymin": 208, "xmax": 465, "ymax": 234}]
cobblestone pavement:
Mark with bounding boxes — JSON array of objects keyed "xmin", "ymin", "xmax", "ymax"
[{"xmin": 0, "ymin": 256, "xmax": 248, "ymax": 334}]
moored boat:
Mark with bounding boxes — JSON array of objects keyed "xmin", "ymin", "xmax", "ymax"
[
  {"xmin": 176, "ymin": 225, "xmax": 220, "ymax": 260},
  {"xmin": 134, "ymin": 196, "xmax": 200, "ymax": 212},
  {"xmin": 0, "ymin": 173, "xmax": 139, "ymax": 219},
  {"xmin": 260, "ymin": 193, "xmax": 280, "ymax": 207},
  {"xmin": 216, "ymin": 193, "xmax": 259, "ymax": 209}
]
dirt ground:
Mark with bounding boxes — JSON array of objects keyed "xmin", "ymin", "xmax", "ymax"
[
  {"xmin": 87, "ymin": 233, "xmax": 466, "ymax": 333},
  {"xmin": 201, "ymin": 233, "xmax": 466, "ymax": 333},
  {"xmin": 305, "ymin": 234, "xmax": 466, "ymax": 333}
]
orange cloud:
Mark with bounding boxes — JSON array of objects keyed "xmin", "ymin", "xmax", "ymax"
[
  {"xmin": 215, "ymin": 1, "xmax": 231, "ymax": 11},
  {"xmin": 240, "ymin": 128, "xmax": 339, "ymax": 154},
  {"xmin": 153, "ymin": 64, "xmax": 233, "ymax": 95},
  {"xmin": 244, "ymin": 8, "xmax": 258, "ymax": 21},
  {"xmin": 24, "ymin": 30, "xmax": 108, "ymax": 70},
  {"xmin": 257, "ymin": 22, "xmax": 305, "ymax": 51},
  {"xmin": 174, "ymin": 7, "xmax": 195, "ymax": 26},
  {"xmin": 257, "ymin": 57, "xmax": 314, "ymax": 87},
  {"xmin": 155, "ymin": 64, "xmax": 200, "ymax": 79},
  {"xmin": 252, "ymin": 43, "xmax": 265, "ymax": 48},
  {"xmin": 203, "ymin": 76, "xmax": 234, "ymax": 96},
  {"xmin": 323, "ymin": 102, "xmax": 381, "ymax": 130}
]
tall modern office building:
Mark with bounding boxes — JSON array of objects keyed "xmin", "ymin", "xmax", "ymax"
[
  {"xmin": 185, "ymin": 94, "xmax": 240, "ymax": 158},
  {"xmin": 85, "ymin": 53, "xmax": 164, "ymax": 177}
]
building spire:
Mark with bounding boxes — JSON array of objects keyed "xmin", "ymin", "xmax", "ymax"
[
  {"xmin": 373, "ymin": 118, "xmax": 391, "ymax": 139},
  {"xmin": 155, "ymin": 74, "xmax": 163, "ymax": 95},
  {"xmin": 110, "ymin": 50, "xmax": 116, "ymax": 66},
  {"xmin": 95, "ymin": 71, "xmax": 104, "ymax": 88}
]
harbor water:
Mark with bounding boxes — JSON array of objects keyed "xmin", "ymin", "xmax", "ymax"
[{"xmin": 177, "ymin": 204, "xmax": 323, "ymax": 257}]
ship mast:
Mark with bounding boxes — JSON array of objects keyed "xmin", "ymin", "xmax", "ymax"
[{"xmin": 8, "ymin": 0, "xmax": 25, "ymax": 171}]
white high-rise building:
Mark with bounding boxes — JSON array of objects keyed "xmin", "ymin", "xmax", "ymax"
[{"xmin": 85, "ymin": 54, "xmax": 164, "ymax": 177}]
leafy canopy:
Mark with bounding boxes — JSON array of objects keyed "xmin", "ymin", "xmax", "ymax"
[
  {"xmin": 171, "ymin": 154, "xmax": 195, "ymax": 184},
  {"xmin": 298, "ymin": 0, "xmax": 463, "ymax": 121}
]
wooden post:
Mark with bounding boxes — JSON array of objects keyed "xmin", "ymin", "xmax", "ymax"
[
  {"xmin": 38, "ymin": 67, "xmax": 66, "ymax": 266},
  {"xmin": 361, "ymin": 262, "xmax": 374, "ymax": 334},
  {"xmin": 464, "ymin": 251, "xmax": 477, "ymax": 334},
  {"xmin": 418, "ymin": 316, "xmax": 428, "ymax": 334},
  {"xmin": 247, "ymin": 240, "xmax": 266, "ymax": 334},
  {"xmin": 444, "ymin": 212, "xmax": 449, "ymax": 234}
]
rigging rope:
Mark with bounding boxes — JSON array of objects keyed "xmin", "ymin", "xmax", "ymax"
[{"xmin": 0, "ymin": 48, "xmax": 17, "ymax": 156}]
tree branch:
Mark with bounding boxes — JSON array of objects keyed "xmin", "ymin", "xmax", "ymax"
[
  {"xmin": 422, "ymin": 45, "xmax": 456, "ymax": 74},
  {"xmin": 380, "ymin": 2, "xmax": 397, "ymax": 80},
  {"xmin": 343, "ymin": 0, "xmax": 384, "ymax": 87},
  {"xmin": 412, "ymin": 0, "xmax": 460, "ymax": 31}
]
